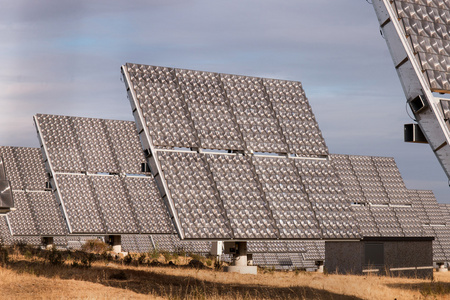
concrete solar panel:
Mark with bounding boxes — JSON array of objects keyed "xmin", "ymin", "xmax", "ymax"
[
  {"xmin": 372, "ymin": 0, "xmax": 450, "ymax": 180},
  {"xmin": 34, "ymin": 114, "xmax": 173, "ymax": 235}
]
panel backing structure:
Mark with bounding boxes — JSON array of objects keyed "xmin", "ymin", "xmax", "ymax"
[
  {"xmin": 122, "ymin": 63, "xmax": 360, "ymax": 241},
  {"xmin": 0, "ymin": 146, "xmax": 67, "ymax": 237},
  {"xmin": 372, "ymin": 0, "xmax": 450, "ymax": 180},
  {"xmin": 34, "ymin": 114, "xmax": 174, "ymax": 235}
]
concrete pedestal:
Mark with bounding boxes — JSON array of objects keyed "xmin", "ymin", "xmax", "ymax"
[
  {"xmin": 42, "ymin": 237, "xmax": 54, "ymax": 249},
  {"xmin": 223, "ymin": 266, "xmax": 258, "ymax": 275},
  {"xmin": 109, "ymin": 235, "xmax": 122, "ymax": 253},
  {"xmin": 316, "ymin": 260, "xmax": 324, "ymax": 273},
  {"xmin": 437, "ymin": 263, "xmax": 448, "ymax": 272},
  {"xmin": 222, "ymin": 241, "xmax": 258, "ymax": 274}
]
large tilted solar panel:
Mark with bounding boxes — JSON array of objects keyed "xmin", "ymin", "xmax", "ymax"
[
  {"xmin": 331, "ymin": 154, "xmax": 423, "ymax": 237},
  {"xmin": 372, "ymin": 0, "xmax": 450, "ymax": 181},
  {"xmin": 122, "ymin": 63, "xmax": 328, "ymax": 157},
  {"xmin": 0, "ymin": 147, "xmax": 67, "ymax": 236},
  {"xmin": 408, "ymin": 189, "xmax": 450, "ymax": 262},
  {"xmin": 121, "ymin": 64, "xmax": 373, "ymax": 241},
  {"xmin": 33, "ymin": 114, "xmax": 173, "ymax": 235}
]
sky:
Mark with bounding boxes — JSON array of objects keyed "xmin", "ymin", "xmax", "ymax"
[{"xmin": 1, "ymin": 0, "xmax": 449, "ymax": 203}]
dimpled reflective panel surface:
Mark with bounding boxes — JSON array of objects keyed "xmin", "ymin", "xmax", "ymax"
[
  {"xmin": 34, "ymin": 114, "xmax": 173, "ymax": 235},
  {"xmin": 331, "ymin": 154, "xmax": 422, "ymax": 237},
  {"xmin": 409, "ymin": 189, "xmax": 450, "ymax": 262},
  {"xmin": 123, "ymin": 63, "xmax": 328, "ymax": 156},
  {"xmin": 0, "ymin": 147, "xmax": 67, "ymax": 236},
  {"xmin": 392, "ymin": 0, "xmax": 450, "ymax": 92},
  {"xmin": 122, "ymin": 64, "xmax": 398, "ymax": 240},
  {"xmin": 156, "ymin": 150, "xmax": 361, "ymax": 240}
]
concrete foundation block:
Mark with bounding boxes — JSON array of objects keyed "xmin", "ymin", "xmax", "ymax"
[
  {"xmin": 223, "ymin": 266, "xmax": 257, "ymax": 275},
  {"xmin": 438, "ymin": 264, "xmax": 448, "ymax": 272}
]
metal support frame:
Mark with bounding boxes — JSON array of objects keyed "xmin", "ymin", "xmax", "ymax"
[{"xmin": 372, "ymin": 0, "xmax": 450, "ymax": 179}]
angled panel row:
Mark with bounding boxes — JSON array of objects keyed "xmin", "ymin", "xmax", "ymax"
[
  {"xmin": 34, "ymin": 114, "xmax": 149, "ymax": 175},
  {"xmin": 0, "ymin": 146, "xmax": 47, "ymax": 191},
  {"xmin": 157, "ymin": 150, "xmax": 359, "ymax": 240},
  {"xmin": 55, "ymin": 174, "xmax": 173, "ymax": 234},
  {"xmin": 123, "ymin": 63, "xmax": 328, "ymax": 157}
]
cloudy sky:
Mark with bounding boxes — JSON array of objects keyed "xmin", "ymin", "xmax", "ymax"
[{"xmin": 1, "ymin": 0, "xmax": 449, "ymax": 203}]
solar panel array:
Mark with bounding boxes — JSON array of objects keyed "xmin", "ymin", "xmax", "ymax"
[
  {"xmin": 391, "ymin": 0, "xmax": 450, "ymax": 92},
  {"xmin": 122, "ymin": 63, "xmax": 366, "ymax": 241},
  {"xmin": 156, "ymin": 151, "xmax": 360, "ymax": 240},
  {"xmin": 252, "ymin": 253, "xmax": 316, "ymax": 270},
  {"xmin": 123, "ymin": 63, "xmax": 328, "ymax": 156},
  {"xmin": 34, "ymin": 115, "xmax": 174, "ymax": 235},
  {"xmin": 409, "ymin": 190, "xmax": 450, "ymax": 262},
  {"xmin": 331, "ymin": 154, "xmax": 423, "ymax": 237},
  {"xmin": 0, "ymin": 147, "xmax": 67, "ymax": 236}
]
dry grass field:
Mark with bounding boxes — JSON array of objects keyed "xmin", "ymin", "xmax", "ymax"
[{"xmin": 1, "ymin": 243, "xmax": 450, "ymax": 299}]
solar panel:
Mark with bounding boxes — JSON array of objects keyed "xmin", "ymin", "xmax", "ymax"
[
  {"xmin": 221, "ymin": 74, "xmax": 286, "ymax": 153},
  {"xmin": 0, "ymin": 147, "xmax": 67, "ymax": 236},
  {"xmin": 206, "ymin": 154, "xmax": 277, "ymax": 239},
  {"xmin": 34, "ymin": 115, "xmax": 174, "ymax": 235},
  {"xmin": 331, "ymin": 154, "xmax": 422, "ymax": 237},
  {"xmin": 0, "ymin": 179, "xmax": 13, "ymax": 211},
  {"xmin": 126, "ymin": 64, "xmax": 431, "ymax": 241},
  {"xmin": 122, "ymin": 235, "xmax": 154, "ymax": 253},
  {"xmin": 0, "ymin": 215, "xmax": 12, "ymax": 245},
  {"xmin": 156, "ymin": 150, "xmax": 361, "ymax": 240},
  {"xmin": 8, "ymin": 192, "xmax": 39, "ymax": 236},
  {"xmin": 252, "ymin": 156, "xmax": 320, "ymax": 239},
  {"xmin": 370, "ymin": 206, "xmax": 404, "ymax": 237},
  {"xmin": 392, "ymin": 0, "xmax": 450, "ymax": 92},
  {"xmin": 408, "ymin": 189, "xmax": 450, "ymax": 262},
  {"xmin": 416, "ymin": 190, "xmax": 446, "ymax": 225},
  {"xmin": 122, "ymin": 63, "xmax": 328, "ymax": 156},
  {"xmin": 440, "ymin": 204, "xmax": 450, "ymax": 225},
  {"xmin": 372, "ymin": 0, "xmax": 450, "ymax": 179},
  {"xmin": 177, "ymin": 69, "xmax": 245, "ymax": 151}
]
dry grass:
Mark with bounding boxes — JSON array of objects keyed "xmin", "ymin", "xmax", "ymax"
[{"xmin": 1, "ymin": 246, "xmax": 450, "ymax": 299}]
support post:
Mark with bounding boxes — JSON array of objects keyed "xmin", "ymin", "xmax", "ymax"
[
  {"xmin": 315, "ymin": 260, "xmax": 324, "ymax": 273},
  {"xmin": 42, "ymin": 237, "xmax": 54, "ymax": 249},
  {"xmin": 108, "ymin": 235, "xmax": 122, "ymax": 253},
  {"xmin": 437, "ymin": 262, "xmax": 448, "ymax": 272},
  {"xmin": 223, "ymin": 241, "xmax": 257, "ymax": 274}
]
